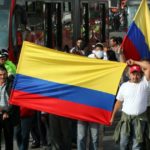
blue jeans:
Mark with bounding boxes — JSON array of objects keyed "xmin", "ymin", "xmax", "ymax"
[
  {"xmin": 77, "ymin": 121, "xmax": 100, "ymax": 150},
  {"xmin": 15, "ymin": 117, "xmax": 33, "ymax": 150},
  {"xmin": 120, "ymin": 119, "xmax": 146, "ymax": 150}
]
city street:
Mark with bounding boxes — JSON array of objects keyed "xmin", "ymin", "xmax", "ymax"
[{"xmin": 1, "ymin": 134, "xmax": 119, "ymax": 150}]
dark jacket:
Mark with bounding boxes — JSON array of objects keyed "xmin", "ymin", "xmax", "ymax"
[{"xmin": 3, "ymin": 75, "xmax": 20, "ymax": 126}]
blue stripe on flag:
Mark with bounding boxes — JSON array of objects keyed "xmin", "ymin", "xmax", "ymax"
[
  {"xmin": 14, "ymin": 74, "xmax": 115, "ymax": 111},
  {"xmin": 127, "ymin": 22, "xmax": 150, "ymax": 59}
]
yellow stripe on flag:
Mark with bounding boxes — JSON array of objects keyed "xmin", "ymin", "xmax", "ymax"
[
  {"xmin": 134, "ymin": 0, "xmax": 150, "ymax": 49},
  {"xmin": 17, "ymin": 41, "xmax": 126, "ymax": 95}
]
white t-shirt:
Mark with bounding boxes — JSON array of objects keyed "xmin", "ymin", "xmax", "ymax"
[{"xmin": 116, "ymin": 77, "xmax": 150, "ymax": 115}]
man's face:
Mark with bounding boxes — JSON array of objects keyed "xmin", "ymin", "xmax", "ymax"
[
  {"xmin": 129, "ymin": 71, "xmax": 142, "ymax": 83},
  {"xmin": 76, "ymin": 40, "xmax": 83, "ymax": 48},
  {"xmin": 0, "ymin": 70, "xmax": 7, "ymax": 83},
  {"xmin": 0, "ymin": 57, "xmax": 6, "ymax": 65},
  {"xmin": 109, "ymin": 39, "xmax": 116, "ymax": 47}
]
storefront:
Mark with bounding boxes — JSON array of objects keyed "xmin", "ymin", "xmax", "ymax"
[
  {"xmin": 15, "ymin": 0, "xmax": 109, "ymax": 50},
  {"xmin": 15, "ymin": 0, "xmax": 132, "ymax": 51}
]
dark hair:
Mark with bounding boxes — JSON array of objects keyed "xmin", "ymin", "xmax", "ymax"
[
  {"xmin": 141, "ymin": 58, "xmax": 150, "ymax": 63},
  {"xmin": 107, "ymin": 50, "xmax": 118, "ymax": 61},
  {"xmin": 110, "ymin": 36, "xmax": 118, "ymax": 44},
  {"xmin": 117, "ymin": 37, "xmax": 123, "ymax": 44},
  {"xmin": 0, "ymin": 65, "xmax": 7, "ymax": 72},
  {"xmin": 76, "ymin": 37, "xmax": 83, "ymax": 41},
  {"xmin": 95, "ymin": 44, "xmax": 103, "ymax": 49},
  {"xmin": 63, "ymin": 45, "xmax": 70, "ymax": 53}
]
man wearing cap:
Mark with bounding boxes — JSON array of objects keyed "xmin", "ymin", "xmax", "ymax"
[
  {"xmin": 70, "ymin": 38, "xmax": 85, "ymax": 56},
  {"xmin": 127, "ymin": 59, "xmax": 150, "ymax": 80},
  {"xmin": 110, "ymin": 65, "xmax": 150, "ymax": 150},
  {"xmin": 127, "ymin": 59, "xmax": 150, "ymax": 149},
  {"xmin": 0, "ymin": 49, "xmax": 16, "ymax": 76}
]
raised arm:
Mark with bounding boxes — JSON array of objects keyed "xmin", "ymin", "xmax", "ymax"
[
  {"xmin": 118, "ymin": 47, "xmax": 126, "ymax": 62},
  {"xmin": 127, "ymin": 59, "xmax": 150, "ymax": 80}
]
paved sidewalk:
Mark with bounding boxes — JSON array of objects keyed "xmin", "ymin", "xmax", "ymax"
[
  {"xmin": 1, "ymin": 125, "xmax": 120, "ymax": 150},
  {"xmin": 1, "ymin": 136, "xmax": 119, "ymax": 150},
  {"xmin": 102, "ymin": 135, "xmax": 119, "ymax": 150}
]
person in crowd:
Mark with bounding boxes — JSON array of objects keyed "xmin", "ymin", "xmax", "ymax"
[
  {"xmin": 38, "ymin": 112, "xmax": 50, "ymax": 149},
  {"xmin": 0, "ymin": 49, "xmax": 16, "ymax": 76},
  {"xmin": 70, "ymin": 38, "xmax": 85, "ymax": 56},
  {"xmin": 109, "ymin": 36, "xmax": 122, "ymax": 61},
  {"xmin": 88, "ymin": 43, "xmax": 120, "ymax": 62},
  {"xmin": 0, "ymin": 65, "xmax": 16, "ymax": 150},
  {"xmin": 70, "ymin": 38, "xmax": 85, "ymax": 148},
  {"xmin": 77, "ymin": 42, "xmax": 105, "ymax": 150},
  {"xmin": 30, "ymin": 111, "xmax": 50, "ymax": 149},
  {"xmin": 35, "ymin": 32, "xmax": 44, "ymax": 46},
  {"xmin": 116, "ymin": 36, "xmax": 123, "ymax": 45},
  {"xmin": 15, "ymin": 107, "xmax": 35, "ymax": 150},
  {"xmin": 127, "ymin": 59, "xmax": 150, "ymax": 80},
  {"xmin": 63, "ymin": 45, "xmax": 70, "ymax": 53},
  {"xmin": 110, "ymin": 64, "xmax": 150, "ymax": 150},
  {"xmin": 88, "ymin": 43, "xmax": 104, "ymax": 59},
  {"xmin": 77, "ymin": 120, "xmax": 100, "ymax": 150},
  {"xmin": 83, "ymin": 45, "xmax": 92, "ymax": 57},
  {"xmin": 48, "ymin": 114, "xmax": 72, "ymax": 150},
  {"xmin": 109, "ymin": 37, "xmax": 119, "ymax": 51},
  {"xmin": 30, "ymin": 111, "xmax": 41, "ymax": 149},
  {"xmin": 103, "ymin": 44, "xmax": 118, "ymax": 61},
  {"xmin": 25, "ymin": 26, "xmax": 36, "ymax": 43},
  {"xmin": 127, "ymin": 58, "xmax": 150, "ymax": 150}
]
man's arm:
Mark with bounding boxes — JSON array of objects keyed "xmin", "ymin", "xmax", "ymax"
[
  {"xmin": 118, "ymin": 47, "xmax": 126, "ymax": 62},
  {"xmin": 127, "ymin": 59, "xmax": 150, "ymax": 80},
  {"xmin": 110, "ymin": 100, "xmax": 122, "ymax": 125}
]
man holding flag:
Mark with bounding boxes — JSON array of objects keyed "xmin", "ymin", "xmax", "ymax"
[
  {"xmin": 111, "ymin": 0, "xmax": 150, "ymax": 149},
  {"xmin": 111, "ymin": 62, "xmax": 150, "ymax": 150}
]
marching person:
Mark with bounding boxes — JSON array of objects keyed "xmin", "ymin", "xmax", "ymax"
[{"xmin": 110, "ymin": 64, "xmax": 150, "ymax": 150}]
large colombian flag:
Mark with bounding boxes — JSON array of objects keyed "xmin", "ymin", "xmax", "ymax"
[
  {"xmin": 122, "ymin": 0, "xmax": 150, "ymax": 60},
  {"xmin": 10, "ymin": 41, "xmax": 126, "ymax": 125}
]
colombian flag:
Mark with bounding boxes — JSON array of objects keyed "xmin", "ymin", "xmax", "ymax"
[
  {"xmin": 10, "ymin": 41, "xmax": 126, "ymax": 125},
  {"xmin": 122, "ymin": 0, "xmax": 150, "ymax": 60}
]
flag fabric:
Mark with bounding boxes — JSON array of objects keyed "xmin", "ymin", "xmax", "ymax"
[
  {"xmin": 10, "ymin": 41, "xmax": 126, "ymax": 125},
  {"xmin": 122, "ymin": 0, "xmax": 150, "ymax": 60}
]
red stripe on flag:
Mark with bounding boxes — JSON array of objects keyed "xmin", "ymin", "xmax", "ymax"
[
  {"xmin": 122, "ymin": 35, "xmax": 141, "ymax": 60},
  {"xmin": 10, "ymin": 90, "xmax": 112, "ymax": 125}
]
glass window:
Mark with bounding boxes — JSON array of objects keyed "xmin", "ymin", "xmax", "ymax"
[{"xmin": 62, "ymin": 2, "xmax": 73, "ymax": 49}]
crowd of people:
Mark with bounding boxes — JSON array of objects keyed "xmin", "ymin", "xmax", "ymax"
[{"xmin": 0, "ymin": 36, "xmax": 150, "ymax": 150}]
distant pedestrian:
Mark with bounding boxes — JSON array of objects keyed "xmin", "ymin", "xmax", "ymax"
[
  {"xmin": 70, "ymin": 38, "xmax": 85, "ymax": 56},
  {"xmin": 88, "ymin": 43, "xmax": 104, "ymax": 59}
]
